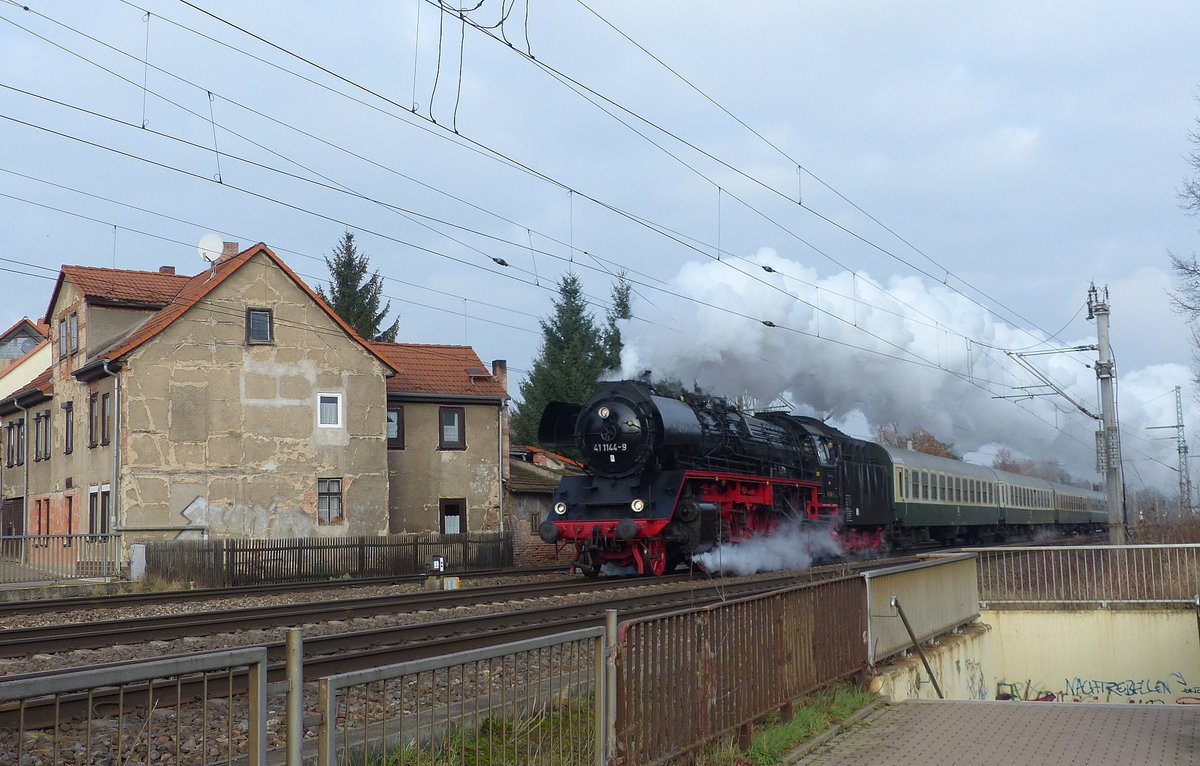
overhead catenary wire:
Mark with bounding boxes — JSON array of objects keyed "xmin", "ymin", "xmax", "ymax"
[
  {"xmin": 0, "ymin": 1, "xmax": 1123, "ymax": 456},
  {"xmin": 15, "ymin": 0, "xmax": 1064, "ymax": 377},
  {"xmin": 0, "ymin": 105, "xmax": 1094, "ymax": 447},
  {"xmin": 0, "ymin": 102, "xmax": 1017, "ymax": 390},
  {"xmin": 435, "ymin": 0, "xmax": 1063, "ymax": 342},
  {"xmin": 0, "ymin": 5, "xmax": 669, "ymax": 288},
  {"xmin": 121, "ymin": 0, "xmax": 1030, "ymax": 346}
]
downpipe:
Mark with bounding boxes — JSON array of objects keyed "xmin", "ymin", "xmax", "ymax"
[
  {"xmin": 101, "ymin": 360, "xmax": 120, "ymax": 579},
  {"xmin": 13, "ymin": 400, "xmax": 28, "ymax": 565}
]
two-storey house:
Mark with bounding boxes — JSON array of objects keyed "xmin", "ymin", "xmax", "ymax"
[
  {"xmin": 372, "ymin": 343, "xmax": 509, "ymax": 534},
  {"xmin": 0, "ymin": 243, "xmax": 396, "ymax": 554}
]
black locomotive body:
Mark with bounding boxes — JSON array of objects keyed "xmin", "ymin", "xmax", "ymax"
[{"xmin": 537, "ymin": 380, "xmax": 891, "ymax": 575}]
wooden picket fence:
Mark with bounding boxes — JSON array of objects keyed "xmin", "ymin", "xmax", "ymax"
[{"xmin": 143, "ymin": 532, "xmax": 513, "ymax": 587}]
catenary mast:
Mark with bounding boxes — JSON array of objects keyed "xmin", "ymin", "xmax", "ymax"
[{"xmin": 1087, "ymin": 284, "xmax": 1125, "ymax": 544}]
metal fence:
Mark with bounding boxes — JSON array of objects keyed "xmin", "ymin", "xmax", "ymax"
[
  {"xmin": 0, "ymin": 555, "xmax": 1004, "ymax": 764},
  {"xmin": 968, "ymin": 544, "xmax": 1200, "ymax": 607},
  {"xmin": 145, "ymin": 532, "xmax": 514, "ymax": 587},
  {"xmin": 613, "ymin": 575, "xmax": 867, "ymax": 765},
  {"xmin": 0, "ymin": 647, "xmax": 268, "ymax": 766},
  {"xmin": 317, "ymin": 628, "xmax": 606, "ymax": 766},
  {"xmin": 0, "ymin": 533, "xmax": 120, "ymax": 585}
]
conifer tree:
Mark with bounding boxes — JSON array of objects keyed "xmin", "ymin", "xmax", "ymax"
[
  {"xmin": 601, "ymin": 272, "xmax": 632, "ymax": 372},
  {"xmin": 512, "ymin": 273, "xmax": 605, "ymax": 446},
  {"xmin": 316, "ymin": 232, "xmax": 400, "ymax": 342}
]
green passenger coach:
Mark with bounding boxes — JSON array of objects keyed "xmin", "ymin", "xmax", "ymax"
[{"xmin": 881, "ymin": 445, "xmax": 1105, "ymax": 547}]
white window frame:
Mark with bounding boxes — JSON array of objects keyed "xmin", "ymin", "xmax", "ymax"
[{"xmin": 317, "ymin": 393, "xmax": 342, "ymax": 428}]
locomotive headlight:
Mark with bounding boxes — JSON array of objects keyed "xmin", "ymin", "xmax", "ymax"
[
  {"xmin": 631, "ymin": 498, "xmax": 645, "ymax": 513},
  {"xmin": 598, "ymin": 406, "xmax": 611, "ymax": 419},
  {"xmin": 554, "ymin": 502, "xmax": 568, "ymax": 515}
]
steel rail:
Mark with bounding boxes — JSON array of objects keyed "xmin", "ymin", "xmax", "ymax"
[
  {"xmin": 0, "ymin": 571, "xmax": 696, "ymax": 657},
  {"xmin": 0, "ymin": 566, "xmax": 873, "ymax": 730},
  {"xmin": 0, "ymin": 565, "xmax": 568, "ymax": 616}
]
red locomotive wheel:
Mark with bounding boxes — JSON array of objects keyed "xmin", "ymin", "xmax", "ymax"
[{"xmin": 640, "ymin": 540, "xmax": 668, "ymax": 576}]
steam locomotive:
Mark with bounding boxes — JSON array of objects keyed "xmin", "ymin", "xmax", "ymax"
[{"xmin": 536, "ymin": 379, "xmax": 1106, "ymax": 576}]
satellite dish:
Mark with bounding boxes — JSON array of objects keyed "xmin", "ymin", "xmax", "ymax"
[{"xmin": 198, "ymin": 233, "xmax": 223, "ymax": 263}]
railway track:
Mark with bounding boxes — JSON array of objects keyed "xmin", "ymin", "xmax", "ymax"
[
  {"xmin": 1, "ymin": 561, "xmax": 888, "ymax": 729},
  {"xmin": 0, "ymin": 564, "xmax": 567, "ymax": 617},
  {"xmin": 0, "ymin": 571, "xmax": 694, "ymax": 656}
]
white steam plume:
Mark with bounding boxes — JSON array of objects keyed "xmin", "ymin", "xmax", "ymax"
[
  {"xmin": 692, "ymin": 522, "xmax": 844, "ymax": 576},
  {"xmin": 621, "ymin": 248, "xmax": 1188, "ymax": 488}
]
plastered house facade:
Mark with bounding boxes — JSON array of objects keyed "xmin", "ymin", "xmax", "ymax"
[{"xmin": 0, "ymin": 244, "xmax": 397, "ymax": 549}]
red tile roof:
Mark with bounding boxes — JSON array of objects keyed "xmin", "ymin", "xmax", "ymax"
[
  {"xmin": 54, "ymin": 266, "xmax": 191, "ymax": 312},
  {"xmin": 373, "ymin": 343, "xmax": 507, "ymax": 399},
  {"xmin": 23, "ymin": 366, "xmax": 53, "ymax": 397},
  {"xmin": 0, "ymin": 317, "xmax": 49, "ymax": 342},
  {"xmin": 1, "ymin": 365, "xmax": 53, "ymax": 408},
  {"xmin": 518, "ymin": 445, "xmax": 584, "ymax": 470}
]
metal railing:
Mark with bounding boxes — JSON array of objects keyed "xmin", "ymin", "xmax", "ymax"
[
  {"xmin": 0, "ymin": 647, "xmax": 268, "ymax": 766},
  {"xmin": 317, "ymin": 627, "xmax": 606, "ymax": 766},
  {"xmin": 0, "ymin": 553, "xmax": 1012, "ymax": 765},
  {"xmin": 613, "ymin": 575, "xmax": 866, "ymax": 766},
  {"xmin": 0, "ymin": 533, "xmax": 120, "ymax": 585},
  {"xmin": 968, "ymin": 544, "xmax": 1200, "ymax": 606}
]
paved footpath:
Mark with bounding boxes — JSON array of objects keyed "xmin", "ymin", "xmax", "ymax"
[{"xmin": 793, "ymin": 699, "xmax": 1199, "ymax": 766}]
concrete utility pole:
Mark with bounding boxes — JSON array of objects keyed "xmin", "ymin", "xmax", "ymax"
[{"xmin": 1087, "ymin": 284, "xmax": 1125, "ymax": 544}]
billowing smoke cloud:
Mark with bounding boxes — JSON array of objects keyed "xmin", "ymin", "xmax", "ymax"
[
  {"xmin": 621, "ymin": 248, "xmax": 1188, "ymax": 489},
  {"xmin": 692, "ymin": 521, "xmax": 844, "ymax": 576}
]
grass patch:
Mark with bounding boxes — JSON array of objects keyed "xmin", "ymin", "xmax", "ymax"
[
  {"xmin": 369, "ymin": 698, "xmax": 596, "ymax": 766},
  {"xmin": 357, "ymin": 683, "xmax": 875, "ymax": 766},
  {"xmin": 680, "ymin": 681, "xmax": 877, "ymax": 766},
  {"xmin": 1132, "ymin": 520, "xmax": 1200, "ymax": 544}
]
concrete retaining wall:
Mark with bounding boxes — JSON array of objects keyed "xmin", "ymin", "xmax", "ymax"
[{"xmin": 873, "ymin": 609, "xmax": 1200, "ymax": 705}]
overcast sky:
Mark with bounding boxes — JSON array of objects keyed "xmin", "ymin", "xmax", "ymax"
[{"xmin": 2, "ymin": 1, "xmax": 1199, "ymax": 494}]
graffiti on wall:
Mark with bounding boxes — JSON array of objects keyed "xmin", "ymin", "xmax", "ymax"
[{"xmin": 996, "ymin": 672, "xmax": 1199, "ymax": 704}]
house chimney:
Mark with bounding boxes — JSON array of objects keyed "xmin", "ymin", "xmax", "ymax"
[
  {"xmin": 158, "ymin": 266, "xmax": 176, "ymax": 275},
  {"xmin": 219, "ymin": 242, "xmax": 240, "ymax": 262},
  {"xmin": 491, "ymin": 359, "xmax": 508, "ymax": 394}
]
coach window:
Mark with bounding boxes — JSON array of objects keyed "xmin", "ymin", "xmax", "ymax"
[{"xmin": 938, "ymin": 475, "xmax": 947, "ymax": 502}]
